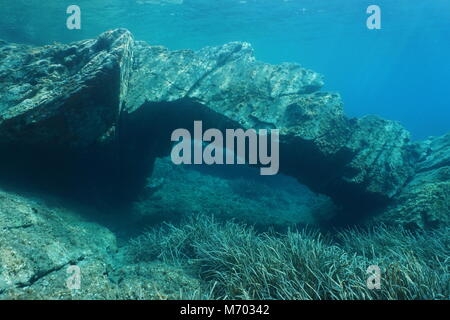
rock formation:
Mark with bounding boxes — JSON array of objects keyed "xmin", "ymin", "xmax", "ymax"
[
  {"xmin": 0, "ymin": 29, "xmax": 447, "ymax": 225},
  {"xmin": 0, "ymin": 29, "xmax": 133, "ymax": 203},
  {"xmin": 0, "ymin": 187, "xmax": 200, "ymax": 299},
  {"xmin": 378, "ymin": 133, "xmax": 449, "ymax": 229},
  {"xmin": 0, "ymin": 188, "xmax": 117, "ymax": 297}
]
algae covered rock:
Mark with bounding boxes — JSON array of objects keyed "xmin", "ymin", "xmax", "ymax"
[
  {"xmin": 123, "ymin": 37, "xmax": 418, "ymax": 219},
  {"xmin": 0, "ymin": 28, "xmax": 442, "ymax": 223},
  {"xmin": 0, "ymin": 188, "xmax": 117, "ymax": 297},
  {"xmin": 0, "ymin": 29, "xmax": 134, "ymax": 202},
  {"xmin": 0, "ymin": 187, "xmax": 200, "ymax": 299},
  {"xmin": 0, "ymin": 28, "xmax": 133, "ymax": 148},
  {"xmin": 130, "ymin": 157, "xmax": 335, "ymax": 229},
  {"xmin": 378, "ymin": 133, "xmax": 450, "ymax": 229}
]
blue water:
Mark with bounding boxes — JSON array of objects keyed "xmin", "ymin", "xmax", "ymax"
[{"xmin": 2, "ymin": 0, "xmax": 449, "ymax": 139}]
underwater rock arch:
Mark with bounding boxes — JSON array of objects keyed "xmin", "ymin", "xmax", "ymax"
[{"xmin": 1, "ymin": 29, "xmax": 445, "ymax": 225}]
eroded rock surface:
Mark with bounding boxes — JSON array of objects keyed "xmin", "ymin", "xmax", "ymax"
[
  {"xmin": 0, "ymin": 187, "xmax": 200, "ymax": 299},
  {"xmin": 0, "ymin": 29, "xmax": 132, "ymax": 148},
  {"xmin": 122, "ymin": 38, "xmax": 419, "ymax": 220},
  {"xmin": 0, "ymin": 29, "xmax": 447, "ymax": 224},
  {"xmin": 378, "ymin": 133, "xmax": 449, "ymax": 229},
  {"xmin": 0, "ymin": 29, "xmax": 133, "ymax": 202},
  {"xmin": 130, "ymin": 157, "xmax": 335, "ymax": 230},
  {"xmin": 0, "ymin": 188, "xmax": 117, "ymax": 297}
]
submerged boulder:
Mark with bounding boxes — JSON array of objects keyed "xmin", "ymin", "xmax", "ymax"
[
  {"xmin": 0, "ymin": 187, "xmax": 201, "ymax": 299},
  {"xmin": 378, "ymin": 133, "xmax": 450, "ymax": 229},
  {"xmin": 0, "ymin": 188, "xmax": 117, "ymax": 297},
  {"xmin": 0, "ymin": 29, "xmax": 133, "ymax": 201},
  {"xmin": 0, "ymin": 28, "xmax": 133, "ymax": 149},
  {"xmin": 0, "ymin": 29, "xmax": 446, "ymax": 224}
]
